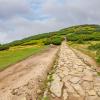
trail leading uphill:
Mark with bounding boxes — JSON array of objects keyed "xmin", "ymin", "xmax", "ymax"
[
  {"xmin": 0, "ymin": 41, "xmax": 100, "ymax": 100},
  {"xmin": 43, "ymin": 41, "xmax": 100, "ymax": 100}
]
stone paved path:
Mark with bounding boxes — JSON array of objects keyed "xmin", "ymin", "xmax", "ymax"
[{"xmin": 43, "ymin": 41, "xmax": 100, "ymax": 100}]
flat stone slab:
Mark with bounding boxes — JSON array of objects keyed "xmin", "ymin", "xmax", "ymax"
[
  {"xmin": 82, "ymin": 75, "xmax": 93, "ymax": 81},
  {"xmin": 87, "ymin": 90, "xmax": 96, "ymax": 96},
  {"xmin": 72, "ymin": 84, "xmax": 85, "ymax": 96},
  {"xmin": 63, "ymin": 89, "xmax": 68, "ymax": 100},
  {"xmin": 69, "ymin": 77, "xmax": 80, "ymax": 84},
  {"xmin": 50, "ymin": 74, "xmax": 63, "ymax": 97}
]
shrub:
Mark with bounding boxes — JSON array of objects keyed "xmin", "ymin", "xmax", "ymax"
[
  {"xmin": 76, "ymin": 39, "xmax": 84, "ymax": 44},
  {"xmin": 66, "ymin": 34, "xmax": 78, "ymax": 41},
  {"xmin": 0, "ymin": 45, "xmax": 10, "ymax": 51},
  {"xmin": 66, "ymin": 31, "xmax": 100, "ymax": 41},
  {"xmin": 44, "ymin": 37, "xmax": 62, "ymax": 45},
  {"xmin": 96, "ymin": 50, "xmax": 100, "ymax": 63},
  {"xmin": 88, "ymin": 43, "xmax": 100, "ymax": 50},
  {"xmin": 51, "ymin": 37, "xmax": 62, "ymax": 45},
  {"xmin": 43, "ymin": 38, "xmax": 51, "ymax": 45}
]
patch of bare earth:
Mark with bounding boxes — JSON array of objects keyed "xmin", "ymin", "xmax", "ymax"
[{"xmin": 0, "ymin": 46, "xmax": 59, "ymax": 100}]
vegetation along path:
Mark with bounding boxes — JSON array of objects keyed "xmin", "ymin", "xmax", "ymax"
[
  {"xmin": 0, "ymin": 46, "xmax": 59, "ymax": 100},
  {"xmin": 43, "ymin": 41, "xmax": 100, "ymax": 100}
]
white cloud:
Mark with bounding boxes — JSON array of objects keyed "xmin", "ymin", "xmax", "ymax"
[
  {"xmin": 0, "ymin": 0, "xmax": 33, "ymax": 19},
  {"xmin": 0, "ymin": 0, "xmax": 100, "ymax": 43},
  {"xmin": 0, "ymin": 32, "xmax": 8, "ymax": 43}
]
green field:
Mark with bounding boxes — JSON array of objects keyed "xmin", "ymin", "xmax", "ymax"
[{"xmin": 0, "ymin": 45, "xmax": 47, "ymax": 70}]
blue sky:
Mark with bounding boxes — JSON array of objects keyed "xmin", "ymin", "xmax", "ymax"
[{"xmin": 0, "ymin": 0, "xmax": 100, "ymax": 43}]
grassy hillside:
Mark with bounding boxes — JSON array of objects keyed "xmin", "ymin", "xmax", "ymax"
[
  {"xmin": 65, "ymin": 24, "xmax": 100, "ymax": 66},
  {"xmin": 1, "ymin": 24, "xmax": 100, "ymax": 49},
  {"xmin": 0, "ymin": 24, "xmax": 100, "ymax": 70}
]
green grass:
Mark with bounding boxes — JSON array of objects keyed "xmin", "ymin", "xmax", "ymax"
[{"xmin": 0, "ymin": 45, "xmax": 47, "ymax": 70}]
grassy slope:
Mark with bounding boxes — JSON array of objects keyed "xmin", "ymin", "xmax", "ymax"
[
  {"xmin": 68, "ymin": 41, "xmax": 100, "ymax": 66},
  {"xmin": 0, "ymin": 45, "xmax": 47, "ymax": 70},
  {"xmin": 1, "ymin": 24, "xmax": 100, "ymax": 47},
  {"xmin": 0, "ymin": 24, "xmax": 100, "ymax": 70},
  {"xmin": 68, "ymin": 41, "xmax": 96, "ymax": 57}
]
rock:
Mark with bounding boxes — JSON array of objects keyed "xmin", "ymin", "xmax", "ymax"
[
  {"xmin": 72, "ymin": 84, "xmax": 85, "ymax": 96},
  {"xmin": 69, "ymin": 70, "xmax": 83, "ymax": 77},
  {"xmin": 77, "ymin": 67, "xmax": 84, "ymax": 72},
  {"xmin": 37, "ymin": 89, "xmax": 42, "ymax": 94},
  {"xmin": 51, "ymin": 93, "xmax": 56, "ymax": 97},
  {"xmin": 82, "ymin": 75, "xmax": 93, "ymax": 82},
  {"xmin": 64, "ymin": 82, "xmax": 75, "ymax": 93},
  {"xmin": 58, "ymin": 69, "xmax": 69, "ymax": 78},
  {"xmin": 82, "ymin": 81, "xmax": 93, "ymax": 90},
  {"xmin": 63, "ymin": 89, "xmax": 68, "ymax": 100},
  {"xmin": 69, "ymin": 77, "xmax": 80, "ymax": 84},
  {"xmin": 20, "ymin": 97, "xmax": 26, "ymax": 100},
  {"xmin": 97, "ymin": 91, "xmax": 100, "ymax": 97},
  {"xmin": 50, "ymin": 74, "xmax": 63, "ymax": 97},
  {"xmin": 87, "ymin": 90, "xmax": 96, "ymax": 96},
  {"xmin": 12, "ymin": 96, "xmax": 26, "ymax": 100},
  {"xmin": 43, "ymin": 89, "xmax": 48, "ymax": 98},
  {"xmin": 86, "ymin": 95, "xmax": 100, "ymax": 100},
  {"xmin": 63, "ymin": 75, "xmax": 72, "ymax": 82},
  {"xmin": 68, "ymin": 94, "xmax": 84, "ymax": 100},
  {"xmin": 52, "ymin": 74, "xmax": 60, "ymax": 81}
]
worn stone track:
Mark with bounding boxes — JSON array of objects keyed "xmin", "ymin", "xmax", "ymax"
[{"xmin": 43, "ymin": 41, "xmax": 100, "ymax": 100}]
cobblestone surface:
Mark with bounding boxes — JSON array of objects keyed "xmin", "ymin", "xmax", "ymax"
[{"xmin": 44, "ymin": 41, "xmax": 100, "ymax": 100}]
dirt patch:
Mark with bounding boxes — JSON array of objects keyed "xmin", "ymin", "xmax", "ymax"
[{"xmin": 0, "ymin": 46, "xmax": 59, "ymax": 100}]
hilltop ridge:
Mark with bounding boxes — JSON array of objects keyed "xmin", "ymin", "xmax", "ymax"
[{"xmin": 0, "ymin": 24, "xmax": 100, "ymax": 50}]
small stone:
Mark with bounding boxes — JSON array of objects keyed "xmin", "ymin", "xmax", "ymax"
[
  {"xmin": 77, "ymin": 67, "xmax": 84, "ymax": 72},
  {"xmin": 69, "ymin": 70, "xmax": 83, "ymax": 77},
  {"xmin": 37, "ymin": 89, "xmax": 42, "ymax": 94},
  {"xmin": 12, "ymin": 96, "xmax": 26, "ymax": 100},
  {"xmin": 82, "ymin": 81, "xmax": 93, "ymax": 90},
  {"xmin": 86, "ymin": 95, "xmax": 100, "ymax": 100},
  {"xmin": 72, "ymin": 84, "xmax": 85, "ymax": 96},
  {"xmin": 88, "ymin": 90, "xmax": 96, "ymax": 96},
  {"xmin": 97, "ymin": 91, "xmax": 100, "ymax": 97},
  {"xmin": 43, "ymin": 89, "xmax": 48, "ymax": 97},
  {"xmin": 63, "ymin": 75, "xmax": 72, "ymax": 82},
  {"xmin": 63, "ymin": 89, "xmax": 68, "ymax": 100},
  {"xmin": 64, "ymin": 82, "xmax": 75, "ymax": 93},
  {"xmin": 68, "ymin": 94, "xmax": 84, "ymax": 100},
  {"xmin": 51, "ymin": 93, "xmax": 56, "ymax": 97},
  {"xmin": 50, "ymin": 74, "xmax": 63, "ymax": 97},
  {"xmin": 20, "ymin": 97, "xmax": 26, "ymax": 100},
  {"xmin": 69, "ymin": 77, "xmax": 80, "ymax": 84},
  {"xmin": 82, "ymin": 75, "xmax": 93, "ymax": 82}
]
